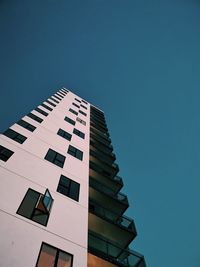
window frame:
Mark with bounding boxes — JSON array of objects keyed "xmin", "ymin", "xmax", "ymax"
[
  {"xmin": 57, "ymin": 175, "xmax": 80, "ymax": 202},
  {"xmin": 3, "ymin": 129, "xmax": 27, "ymax": 144},
  {"xmin": 73, "ymin": 128, "xmax": 85, "ymax": 139},
  {"xmin": 45, "ymin": 148, "xmax": 66, "ymax": 168},
  {"xmin": 0, "ymin": 145, "xmax": 14, "ymax": 162},
  {"xmin": 57, "ymin": 129, "xmax": 72, "ymax": 141},
  {"xmin": 35, "ymin": 242, "xmax": 73, "ymax": 267},
  {"xmin": 64, "ymin": 116, "xmax": 76, "ymax": 126},
  {"xmin": 67, "ymin": 145, "xmax": 83, "ymax": 161},
  {"xmin": 17, "ymin": 119, "xmax": 36, "ymax": 132}
]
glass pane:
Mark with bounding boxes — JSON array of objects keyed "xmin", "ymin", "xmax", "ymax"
[
  {"xmin": 69, "ymin": 182, "xmax": 80, "ymax": 201},
  {"xmin": 43, "ymin": 189, "xmax": 53, "ymax": 212},
  {"xmin": 37, "ymin": 243, "xmax": 56, "ymax": 267},
  {"xmin": 57, "ymin": 251, "xmax": 72, "ymax": 267},
  {"xmin": 17, "ymin": 189, "xmax": 40, "ymax": 219}
]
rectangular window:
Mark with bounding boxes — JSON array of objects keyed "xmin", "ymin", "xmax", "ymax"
[
  {"xmin": 35, "ymin": 107, "xmax": 48, "ymax": 117},
  {"xmin": 54, "ymin": 94, "xmax": 62, "ymax": 101},
  {"xmin": 27, "ymin": 113, "xmax": 43, "ymax": 123},
  {"xmin": 57, "ymin": 129, "xmax": 72, "ymax": 141},
  {"xmin": 41, "ymin": 103, "xmax": 53, "ymax": 111},
  {"xmin": 45, "ymin": 149, "xmax": 66, "ymax": 168},
  {"xmin": 79, "ymin": 110, "xmax": 87, "ymax": 117},
  {"xmin": 82, "ymin": 100, "xmax": 88, "ymax": 105},
  {"xmin": 17, "ymin": 119, "xmax": 36, "ymax": 132},
  {"xmin": 50, "ymin": 97, "xmax": 59, "ymax": 104},
  {"xmin": 17, "ymin": 188, "xmax": 53, "ymax": 226},
  {"xmin": 46, "ymin": 99, "xmax": 56, "ymax": 107},
  {"xmin": 3, "ymin": 129, "xmax": 27, "ymax": 144},
  {"xmin": 80, "ymin": 104, "xmax": 87, "ymax": 110},
  {"xmin": 57, "ymin": 175, "xmax": 80, "ymax": 201},
  {"xmin": 73, "ymin": 128, "xmax": 85, "ymax": 139},
  {"xmin": 36, "ymin": 242, "xmax": 73, "ymax": 267},
  {"xmin": 59, "ymin": 91, "xmax": 66, "ymax": 97},
  {"xmin": 69, "ymin": 108, "xmax": 78, "ymax": 115},
  {"xmin": 56, "ymin": 92, "xmax": 64, "ymax": 98},
  {"xmin": 74, "ymin": 98, "xmax": 81, "ymax": 103},
  {"xmin": 67, "ymin": 145, "xmax": 83, "ymax": 161},
  {"xmin": 0, "ymin": 145, "xmax": 14, "ymax": 162},
  {"xmin": 72, "ymin": 103, "xmax": 80, "ymax": 108},
  {"xmin": 76, "ymin": 117, "xmax": 86, "ymax": 126},
  {"xmin": 64, "ymin": 116, "xmax": 75, "ymax": 126}
]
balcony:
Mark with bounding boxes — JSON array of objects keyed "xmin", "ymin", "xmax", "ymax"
[
  {"xmin": 89, "ymin": 200, "xmax": 136, "ymax": 247},
  {"xmin": 88, "ymin": 231, "xmax": 146, "ymax": 267},
  {"xmin": 89, "ymin": 182, "xmax": 128, "ymax": 216},
  {"xmin": 90, "ymin": 146, "xmax": 116, "ymax": 164},
  {"xmin": 90, "ymin": 168, "xmax": 123, "ymax": 194},
  {"xmin": 90, "ymin": 126, "xmax": 111, "ymax": 142},
  {"xmin": 90, "ymin": 155, "xmax": 119, "ymax": 178},
  {"xmin": 90, "ymin": 177, "xmax": 126, "ymax": 203},
  {"xmin": 90, "ymin": 131, "xmax": 112, "ymax": 147}
]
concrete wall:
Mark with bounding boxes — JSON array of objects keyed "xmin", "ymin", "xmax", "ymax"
[{"xmin": 0, "ymin": 89, "xmax": 90, "ymax": 267}]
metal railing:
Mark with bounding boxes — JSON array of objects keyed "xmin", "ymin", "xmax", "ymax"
[
  {"xmin": 89, "ymin": 199, "xmax": 136, "ymax": 234},
  {"xmin": 88, "ymin": 231, "xmax": 146, "ymax": 267}
]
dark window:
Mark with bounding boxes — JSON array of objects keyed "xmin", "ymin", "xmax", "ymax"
[
  {"xmin": 0, "ymin": 145, "xmax": 14, "ymax": 162},
  {"xmin": 45, "ymin": 149, "xmax": 66, "ymax": 168},
  {"xmin": 79, "ymin": 110, "xmax": 87, "ymax": 117},
  {"xmin": 72, "ymin": 103, "xmax": 80, "ymax": 108},
  {"xmin": 57, "ymin": 175, "xmax": 80, "ymax": 201},
  {"xmin": 56, "ymin": 92, "xmax": 64, "ymax": 98},
  {"xmin": 59, "ymin": 91, "xmax": 66, "ymax": 97},
  {"xmin": 54, "ymin": 94, "xmax": 62, "ymax": 101},
  {"xmin": 67, "ymin": 145, "xmax": 83, "ymax": 161},
  {"xmin": 17, "ymin": 188, "xmax": 53, "ymax": 226},
  {"xmin": 82, "ymin": 100, "xmax": 88, "ymax": 105},
  {"xmin": 41, "ymin": 103, "xmax": 53, "ymax": 111},
  {"xmin": 35, "ymin": 107, "xmax": 48, "ymax": 117},
  {"xmin": 27, "ymin": 113, "xmax": 43, "ymax": 123},
  {"xmin": 76, "ymin": 117, "xmax": 86, "ymax": 126},
  {"xmin": 74, "ymin": 98, "xmax": 81, "ymax": 103},
  {"xmin": 73, "ymin": 128, "xmax": 85, "ymax": 139},
  {"xmin": 46, "ymin": 99, "xmax": 56, "ymax": 107},
  {"xmin": 61, "ymin": 88, "xmax": 69, "ymax": 93},
  {"xmin": 50, "ymin": 97, "xmax": 59, "ymax": 104},
  {"xmin": 17, "ymin": 119, "xmax": 36, "ymax": 132},
  {"xmin": 57, "ymin": 129, "xmax": 72, "ymax": 141},
  {"xmin": 64, "ymin": 116, "xmax": 75, "ymax": 126},
  {"xmin": 69, "ymin": 108, "xmax": 78, "ymax": 116},
  {"xmin": 36, "ymin": 242, "xmax": 73, "ymax": 267},
  {"xmin": 80, "ymin": 104, "xmax": 87, "ymax": 110},
  {"xmin": 3, "ymin": 129, "xmax": 27, "ymax": 144}
]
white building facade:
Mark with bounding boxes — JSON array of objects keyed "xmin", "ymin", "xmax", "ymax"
[{"xmin": 0, "ymin": 88, "xmax": 146, "ymax": 267}]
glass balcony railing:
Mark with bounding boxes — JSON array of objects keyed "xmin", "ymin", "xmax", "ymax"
[
  {"xmin": 89, "ymin": 177, "xmax": 127, "ymax": 205},
  {"xmin": 88, "ymin": 231, "xmax": 146, "ymax": 267},
  {"xmin": 89, "ymin": 199, "xmax": 136, "ymax": 234}
]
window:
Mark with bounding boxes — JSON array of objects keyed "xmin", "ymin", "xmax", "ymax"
[
  {"xmin": 27, "ymin": 113, "xmax": 43, "ymax": 123},
  {"xmin": 57, "ymin": 175, "xmax": 80, "ymax": 201},
  {"xmin": 56, "ymin": 92, "xmax": 64, "ymax": 98},
  {"xmin": 69, "ymin": 108, "xmax": 78, "ymax": 116},
  {"xmin": 76, "ymin": 117, "xmax": 86, "ymax": 126},
  {"xmin": 17, "ymin": 188, "xmax": 53, "ymax": 226},
  {"xmin": 3, "ymin": 129, "xmax": 27, "ymax": 144},
  {"xmin": 57, "ymin": 129, "xmax": 72, "ymax": 141},
  {"xmin": 46, "ymin": 99, "xmax": 56, "ymax": 107},
  {"xmin": 67, "ymin": 145, "xmax": 83, "ymax": 161},
  {"xmin": 80, "ymin": 104, "xmax": 87, "ymax": 110},
  {"xmin": 82, "ymin": 100, "xmax": 88, "ymax": 105},
  {"xmin": 50, "ymin": 97, "xmax": 59, "ymax": 104},
  {"xmin": 0, "ymin": 145, "xmax": 14, "ymax": 162},
  {"xmin": 73, "ymin": 128, "xmax": 85, "ymax": 139},
  {"xmin": 79, "ymin": 110, "xmax": 87, "ymax": 117},
  {"xmin": 59, "ymin": 91, "xmax": 66, "ymax": 97},
  {"xmin": 74, "ymin": 98, "xmax": 81, "ymax": 103},
  {"xmin": 36, "ymin": 242, "xmax": 73, "ymax": 267},
  {"xmin": 35, "ymin": 107, "xmax": 48, "ymax": 117},
  {"xmin": 72, "ymin": 102, "xmax": 80, "ymax": 108},
  {"xmin": 45, "ymin": 149, "xmax": 66, "ymax": 168},
  {"xmin": 54, "ymin": 94, "xmax": 62, "ymax": 101},
  {"xmin": 41, "ymin": 103, "xmax": 53, "ymax": 111},
  {"xmin": 64, "ymin": 116, "xmax": 75, "ymax": 126},
  {"xmin": 17, "ymin": 119, "xmax": 36, "ymax": 132}
]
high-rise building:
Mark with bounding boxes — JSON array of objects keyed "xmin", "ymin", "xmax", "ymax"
[{"xmin": 0, "ymin": 88, "xmax": 146, "ymax": 267}]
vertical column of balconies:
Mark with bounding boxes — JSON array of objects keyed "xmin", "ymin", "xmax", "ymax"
[{"xmin": 88, "ymin": 106, "xmax": 146, "ymax": 267}]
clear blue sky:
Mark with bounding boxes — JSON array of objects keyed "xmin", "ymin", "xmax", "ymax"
[{"xmin": 1, "ymin": 1, "xmax": 200, "ymax": 266}]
